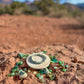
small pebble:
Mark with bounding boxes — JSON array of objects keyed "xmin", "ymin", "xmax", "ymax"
[{"xmin": 23, "ymin": 68, "xmax": 27, "ymax": 72}]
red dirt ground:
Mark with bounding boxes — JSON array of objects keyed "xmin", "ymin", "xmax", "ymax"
[{"xmin": 0, "ymin": 14, "xmax": 84, "ymax": 53}]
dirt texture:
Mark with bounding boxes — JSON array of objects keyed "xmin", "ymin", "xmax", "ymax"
[
  {"xmin": 0, "ymin": 15, "xmax": 84, "ymax": 53},
  {"xmin": 0, "ymin": 44, "xmax": 84, "ymax": 84}
]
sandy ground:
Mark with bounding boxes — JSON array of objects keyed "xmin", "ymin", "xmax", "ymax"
[
  {"xmin": 0, "ymin": 44, "xmax": 84, "ymax": 84},
  {"xmin": 0, "ymin": 15, "xmax": 84, "ymax": 53},
  {"xmin": 0, "ymin": 15, "xmax": 84, "ymax": 84}
]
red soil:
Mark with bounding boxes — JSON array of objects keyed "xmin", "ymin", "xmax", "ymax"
[{"xmin": 0, "ymin": 14, "xmax": 84, "ymax": 53}]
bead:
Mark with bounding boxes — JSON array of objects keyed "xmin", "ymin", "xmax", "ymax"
[
  {"xmin": 12, "ymin": 69, "xmax": 16, "ymax": 73},
  {"xmin": 39, "ymin": 70, "xmax": 44, "ymax": 74},
  {"xmin": 19, "ymin": 61, "xmax": 23, "ymax": 65},
  {"xmin": 62, "ymin": 69, "xmax": 66, "ymax": 72},
  {"xmin": 58, "ymin": 61, "xmax": 62, "ymax": 64},
  {"xmin": 65, "ymin": 65, "xmax": 68, "ymax": 69},
  {"xmin": 13, "ymin": 66, "xmax": 18, "ymax": 69},
  {"xmin": 54, "ymin": 66, "xmax": 57, "ymax": 69},
  {"xmin": 28, "ymin": 69, "xmax": 31, "ymax": 73},
  {"xmin": 50, "ymin": 61, "xmax": 54, "ymax": 63},
  {"xmin": 49, "ymin": 69, "xmax": 52, "ymax": 72},
  {"xmin": 16, "ymin": 63, "xmax": 19, "ymax": 66},
  {"xmin": 17, "ymin": 53, "xmax": 24, "ymax": 59},
  {"xmin": 43, "ymin": 50, "xmax": 47, "ymax": 54},
  {"xmin": 33, "ymin": 71, "xmax": 37, "ymax": 75},
  {"xmin": 36, "ymin": 73, "xmax": 40, "ymax": 78},
  {"xmin": 61, "ymin": 64, "xmax": 64, "ymax": 67},
  {"xmin": 52, "ymin": 59, "xmax": 57, "ymax": 63},
  {"xmin": 10, "ymin": 73, "xmax": 15, "ymax": 76}
]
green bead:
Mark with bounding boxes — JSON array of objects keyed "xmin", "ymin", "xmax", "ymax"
[
  {"xmin": 10, "ymin": 73, "xmax": 15, "ymax": 76},
  {"xmin": 50, "ymin": 61, "xmax": 54, "ymax": 63},
  {"xmin": 61, "ymin": 64, "xmax": 64, "ymax": 67},
  {"xmin": 47, "ymin": 65, "xmax": 50, "ymax": 68},
  {"xmin": 53, "ymin": 56, "xmax": 55, "ymax": 59},
  {"xmin": 33, "ymin": 71, "xmax": 37, "ymax": 75},
  {"xmin": 61, "ymin": 61, "xmax": 64, "ymax": 64},
  {"xmin": 39, "ymin": 70, "xmax": 44, "ymax": 74},
  {"xmin": 6, "ymin": 74, "xmax": 12, "ymax": 77},
  {"xmin": 36, "ymin": 73, "xmax": 40, "ymax": 78},
  {"xmin": 54, "ymin": 67, "xmax": 58, "ymax": 69},
  {"xmin": 16, "ymin": 63, "xmax": 19, "ymax": 66},
  {"xmin": 13, "ymin": 66, "xmax": 18, "ymax": 69},
  {"xmin": 12, "ymin": 69, "xmax": 16, "ymax": 72},
  {"xmin": 15, "ymin": 72, "xmax": 19, "ymax": 75},
  {"xmin": 65, "ymin": 65, "xmax": 68, "ymax": 69},
  {"xmin": 62, "ymin": 69, "xmax": 66, "ymax": 72},
  {"xmin": 49, "ymin": 70, "xmax": 52, "ymax": 72},
  {"xmin": 17, "ymin": 53, "xmax": 24, "ymax": 59},
  {"xmin": 43, "ymin": 50, "xmax": 47, "ymax": 54},
  {"xmin": 19, "ymin": 61, "xmax": 23, "ymax": 65},
  {"xmin": 58, "ymin": 61, "xmax": 62, "ymax": 64},
  {"xmin": 28, "ymin": 69, "xmax": 31, "ymax": 73},
  {"xmin": 16, "ymin": 68, "xmax": 19, "ymax": 72},
  {"xmin": 52, "ymin": 59, "xmax": 58, "ymax": 63}
]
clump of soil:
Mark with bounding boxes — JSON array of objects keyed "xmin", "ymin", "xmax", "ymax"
[{"xmin": 0, "ymin": 44, "xmax": 84, "ymax": 84}]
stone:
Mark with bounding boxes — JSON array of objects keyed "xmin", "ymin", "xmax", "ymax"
[
  {"xmin": 44, "ymin": 68, "xmax": 49, "ymax": 74},
  {"xmin": 19, "ymin": 70, "xmax": 27, "ymax": 79},
  {"xmin": 23, "ymin": 68, "xmax": 27, "ymax": 72}
]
